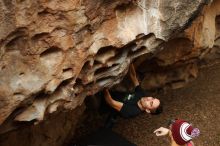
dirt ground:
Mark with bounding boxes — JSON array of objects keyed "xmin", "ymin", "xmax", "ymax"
[{"xmin": 73, "ymin": 60, "xmax": 220, "ymax": 146}]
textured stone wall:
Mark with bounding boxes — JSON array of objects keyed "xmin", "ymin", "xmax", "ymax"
[
  {"xmin": 0, "ymin": 105, "xmax": 85, "ymax": 146},
  {"xmin": 134, "ymin": 0, "xmax": 220, "ymax": 90},
  {"xmin": 0, "ymin": 0, "xmax": 218, "ymax": 145}
]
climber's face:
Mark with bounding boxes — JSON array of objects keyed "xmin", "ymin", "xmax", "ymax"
[{"xmin": 140, "ymin": 97, "xmax": 160, "ymax": 113}]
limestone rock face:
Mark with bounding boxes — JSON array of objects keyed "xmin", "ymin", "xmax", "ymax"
[
  {"xmin": 0, "ymin": 0, "xmax": 218, "ymax": 145},
  {"xmin": 138, "ymin": 0, "xmax": 220, "ymax": 90}
]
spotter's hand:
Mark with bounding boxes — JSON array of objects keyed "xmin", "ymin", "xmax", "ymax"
[{"xmin": 153, "ymin": 127, "xmax": 169, "ymax": 136}]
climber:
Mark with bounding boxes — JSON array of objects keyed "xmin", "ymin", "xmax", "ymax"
[
  {"xmin": 103, "ymin": 63, "xmax": 162, "ymax": 127},
  {"xmin": 153, "ymin": 119, "xmax": 200, "ymax": 146}
]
